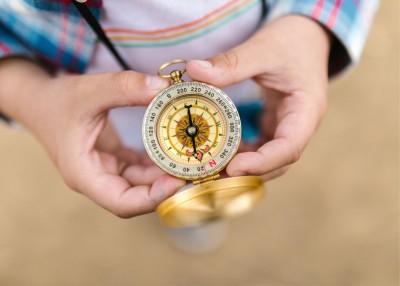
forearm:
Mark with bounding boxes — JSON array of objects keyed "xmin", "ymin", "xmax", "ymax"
[{"xmin": 0, "ymin": 58, "xmax": 51, "ymax": 126}]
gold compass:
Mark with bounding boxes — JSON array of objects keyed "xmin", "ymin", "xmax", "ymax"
[{"xmin": 142, "ymin": 59, "xmax": 265, "ymax": 227}]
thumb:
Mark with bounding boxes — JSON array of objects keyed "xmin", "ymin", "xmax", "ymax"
[
  {"xmin": 186, "ymin": 48, "xmax": 261, "ymax": 87},
  {"xmin": 77, "ymin": 70, "xmax": 170, "ymax": 112}
]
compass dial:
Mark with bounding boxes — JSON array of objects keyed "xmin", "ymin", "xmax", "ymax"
[
  {"xmin": 158, "ymin": 96, "xmax": 226, "ymax": 165},
  {"xmin": 143, "ymin": 82, "xmax": 241, "ymax": 180}
]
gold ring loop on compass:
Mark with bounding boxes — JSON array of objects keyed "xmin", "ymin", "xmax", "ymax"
[{"xmin": 158, "ymin": 59, "xmax": 187, "ymax": 78}]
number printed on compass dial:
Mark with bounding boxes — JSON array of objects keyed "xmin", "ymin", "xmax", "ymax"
[{"xmin": 143, "ymin": 82, "xmax": 241, "ymax": 180}]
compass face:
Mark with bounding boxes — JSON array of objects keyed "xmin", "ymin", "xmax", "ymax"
[{"xmin": 143, "ymin": 82, "xmax": 241, "ymax": 180}]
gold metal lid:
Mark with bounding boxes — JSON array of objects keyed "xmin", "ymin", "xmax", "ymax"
[{"xmin": 157, "ymin": 176, "xmax": 265, "ymax": 227}]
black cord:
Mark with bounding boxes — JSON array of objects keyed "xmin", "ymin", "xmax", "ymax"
[
  {"xmin": 72, "ymin": 1, "xmax": 131, "ymax": 70},
  {"xmin": 0, "ymin": 113, "xmax": 12, "ymax": 124},
  {"xmin": 260, "ymin": 0, "xmax": 269, "ymax": 24}
]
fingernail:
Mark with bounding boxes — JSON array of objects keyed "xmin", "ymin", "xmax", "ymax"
[
  {"xmin": 192, "ymin": 60, "xmax": 213, "ymax": 69},
  {"xmin": 146, "ymin": 75, "xmax": 169, "ymax": 91}
]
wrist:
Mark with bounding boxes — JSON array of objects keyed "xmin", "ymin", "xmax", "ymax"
[
  {"xmin": 268, "ymin": 15, "xmax": 331, "ymax": 66},
  {"xmin": 0, "ymin": 58, "xmax": 52, "ymax": 125},
  {"xmin": 265, "ymin": 14, "xmax": 331, "ymax": 48}
]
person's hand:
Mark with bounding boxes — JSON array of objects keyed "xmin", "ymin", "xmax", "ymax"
[
  {"xmin": 187, "ymin": 15, "xmax": 331, "ymax": 180},
  {"xmin": 0, "ymin": 59, "xmax": 185, "ymax": 217}
]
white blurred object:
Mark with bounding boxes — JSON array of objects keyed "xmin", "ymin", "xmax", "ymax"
[{"xmin": 160, "ymin": 219, "xmax": 230, "ymax": 255}]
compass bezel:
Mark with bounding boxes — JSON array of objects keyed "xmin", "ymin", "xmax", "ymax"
[{"xmin": 142, "ymin": 81, "xmax": 241, "ymax": 180}]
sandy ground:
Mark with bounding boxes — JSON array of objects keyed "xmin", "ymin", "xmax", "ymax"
[{"xmin": 0, "ymin": 2, "xmax": 398, "ymax": 285}]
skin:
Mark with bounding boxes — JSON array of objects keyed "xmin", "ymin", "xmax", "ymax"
[
  {"xmin": 0, "ymin": 59, "xmax": 186, "ymax": 218},
  {"xmin": 0, "ymin": 15, "xmax": 330, "ymax": 217},
  {"xmin": 187, "ymin": 15, "xmax": 331, "ymax": 181}
]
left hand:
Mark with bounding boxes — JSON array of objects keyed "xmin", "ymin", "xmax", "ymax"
[{"xmin": 187, "ymin": 15, "xmax": 331, "ymax": 180}]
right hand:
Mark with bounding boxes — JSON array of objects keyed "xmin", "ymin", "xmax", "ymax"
[{"xmin": 0, "ymin": 59, "xmax": 185, "ymax": 218}]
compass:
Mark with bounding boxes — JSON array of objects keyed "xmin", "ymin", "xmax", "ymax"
[{"xmin": 142, "ymin": 59, "xmax": 265, "ymax": 227}]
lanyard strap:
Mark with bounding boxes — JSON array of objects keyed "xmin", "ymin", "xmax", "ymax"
[
  {"xmin": 72, "ymin": 0, "xmax": 131, "ymax": 70},
  {"xmin": 260, "ymin": 0, "xmax": 268, "ymax": 26}
]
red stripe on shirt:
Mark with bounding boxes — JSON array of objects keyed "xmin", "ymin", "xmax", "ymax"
[
  {"xmin": 104, "ymin": 0, "xmax": 239, "ymax": 36},
  {"xmin": 0, "ymin": 42, "xmax": 11, "ymax": 54},
  {"xmin": 312, "ymin": 0, "xmax": 325, "ymax": 19},
  {"xmin": 327, "ymin": 0, "xmax": 343, "ymax": 29},
  {"xmin": 56, "ymin": 4, "xmax": 69, "ymax": 63},
  {"xmin": 71, "ymin": 18, "xmax": 86, "ymax": 70}
]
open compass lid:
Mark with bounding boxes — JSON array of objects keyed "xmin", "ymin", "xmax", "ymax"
[{"xmin": 156, "ymin": 176, "xmax": 265, "ymax": 227}]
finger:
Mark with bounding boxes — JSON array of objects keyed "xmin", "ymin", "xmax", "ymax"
[
  {"xmin": 227, "ymin": 91, "xmax": 323, "ymax": 176},
  {"xmin": 62, "ymin": 149, "xmax": 186, "ymax": 218},
  {"xmin": 260, "ymin": 166, "xmax": 290, "ymax": 181},
  {"xmin": 95, "ymin": 119, "xmax": 123, "ymax": 151},
  {"xmin": 217, "ymin": 167, "xmax": 290, "ymax": 181},
  {"xmin": 261, "ymin": 89, "xmax": 280, "ymax": 140},
  {"xmin": 114, "ymin": 148, "xmax": 142, "ymax": 165},
  {"xmin": 89, "ymin": 174, "xmax": 186, "ymax": 218},
  {"xmin": 121, "ymin": 164, "xmax": 165, "ymax": 185},
  {"xmin": 75, "ymin": 70, "xmax": 170, "ymax": 112},
  {"xmin": 96, "ymin": 120, "xmax": 144, "ymax": 165},
  {"xmin": 140, "ymin": 154, "xmax": 157, "ymax": 167},
  {"xmin": 186, "ymin": 51, "xmax": 258, "ymax": 88},
  {"xmin": 238, "ymin": 141, "xmax": 259, "ymax": 152},
  {"xmin": 186, "ymin": 35, "xmax": 268, "ymax": 88}
]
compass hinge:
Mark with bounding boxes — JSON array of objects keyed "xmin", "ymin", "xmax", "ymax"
[{"xmin": 193, "ymin": 174, "xmax": 220, "ymax": 185}]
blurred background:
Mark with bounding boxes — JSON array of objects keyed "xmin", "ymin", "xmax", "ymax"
[{"xmin": 0, "ymin": 1, "xmax": 398, "ymax": 285}]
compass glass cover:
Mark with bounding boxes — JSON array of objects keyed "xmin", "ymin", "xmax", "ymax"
[{"xmin": 143, "ymin": 82, "xmax": 241, "ymax": 180}]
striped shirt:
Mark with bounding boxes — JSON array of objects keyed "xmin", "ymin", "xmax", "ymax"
[{"xmin": 0, "ymin": 0, "xmax": 379, "ymax": 76}]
